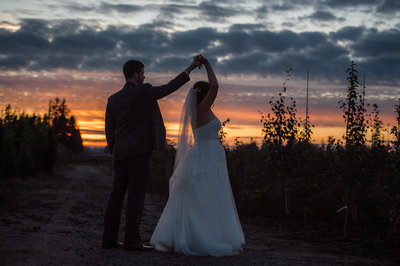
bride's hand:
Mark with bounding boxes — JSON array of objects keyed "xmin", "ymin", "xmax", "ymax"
[
  {"xmin": 185, "ymin": 56, "xmax": 202, "ymax": 74},
  {"xmin": 194, "ymin": 54, "xmax": 208, "ymax": 65}
]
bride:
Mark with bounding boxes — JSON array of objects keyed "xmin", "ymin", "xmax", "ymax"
[{"xmin": 150, "ymin": 55, "xmax": 245, "ymax": 257}]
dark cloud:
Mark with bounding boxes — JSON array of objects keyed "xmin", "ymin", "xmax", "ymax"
[
  {"xmin": 300, "ymin": 31, "xmax": 327, "ymax": 46},
  {"xmin": 282, "ymin": 22, "xmax": 296, "ymax": 28},
  {"xmin": 51, "ymin": 30, "xmax": 116, "ymax": 54},
  {"xmin": 271, "ymin": 4, "xmax": 296, "ymax": 11},
  {"xmin": 319, "ymin": 0, "xmax": 399, "ymax": 14},
  {"xmin": 198, "ymin": 1, "xmax": 239, "ymax": 22},
  {"xmin": 218, "ymin": 52, "xmax": 272, "ymax": 75},
  {"xmin": 228, "ymin": 24, "xmax": 265, "ymax": 32},
  {"xmin": 313, "ymin": 42, "xmax": 349, "ymax": 59},
  {"xmin": 49, "ymin": 20, "xmax": 88, "ymax": 36},
  {"xmin": 272, "ymin": 0, "xmax": 317, "ymax": 8},
  {"xmin": 169, "ymin": 27, "xmax": 218, "ymax": 53},
  {"xmin": 321, "ymin": 0, "xmax": 381, "ymax": 8},
  {"xmin": 159, "ymin": 4, "xmax": 196, "ymax": 19},
  {"xmin": 330, "ymin": 26, "xmax": 366, "ymax": 41},
  {"xmin": 98, "ymin": 2, "xmax": 144, "ymax": 14},
  {"xmin": 308, "ymin": 10, "xmax": 338, "ymax": 21},
  {"xmin": 62, "ymin": 3, "xmax": 95, "ymax": 12},
  {"xmin": 256, "ymin": 5, "xmax": 269, "ymax": 19},
  {"xmin": 252, "ymin": 30, "xmax": 307, "ymax": 52},
  {"xmin": 159, "ymin": 4, "xmax": 185, "ymax": 18},
  {"xmin": 63, "ymin": 2, "xmax": 144, "ymax": 14},
  {"xmin": 0, "ymin": 19, "xmax": 120, "ymax": 71},
  {"xmin": 359, "ymin": 56, "xmax": 400, "ymax": 84},
  {"xmin": 0, "ymin": 19, "xmax": 399, "ymax": 84},
  {"xmin": 376, "ymin": 0, "xmax": 400, "ymax": 13},
  {"xmin": 0, "ymin": 22, "xmax": 48, "ymax": 68},
  {"xmin": 351, "ymin": 28, "xmax": 400, "ymax": 57},
  {"xmin": 152, "ymin": 56, "xmax": 193, "ymax": 73},
  {"xmin": 215, "ymin": 31, "xmax": 252, "ymax": 55}
]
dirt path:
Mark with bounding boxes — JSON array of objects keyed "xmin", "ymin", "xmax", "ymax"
[{"xmin": 0, "ymin": 163, "xmax": 395, "ymax": 265}]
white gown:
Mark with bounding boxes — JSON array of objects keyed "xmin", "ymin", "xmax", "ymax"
[{"xmin": 150, "ymin": 117, "xmax": 245, "ymax": 257}]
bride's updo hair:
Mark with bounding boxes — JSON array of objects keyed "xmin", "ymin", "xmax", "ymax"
[{"xmin": 193, "ymin": 81, "xmax": 209, "ymax": 104}]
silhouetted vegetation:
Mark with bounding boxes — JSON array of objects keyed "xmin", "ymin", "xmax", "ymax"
[
  {"xmin": 391, "ymin": 98, "xmax": 400, "ymax": 151},
  {"xmin": 0, "ymin": 98, "xmax": 84, "ymax": 179},
  {"xmin": 218, "ymin": 118, "xmax": 230, "ymax": 149},
  {"xmin": 48, "ymin": 98, "xmax": 84, "ymax": 155},
  {"xmin": 226, "ymin": 62, "xmax": 399, "ymax": 244}
]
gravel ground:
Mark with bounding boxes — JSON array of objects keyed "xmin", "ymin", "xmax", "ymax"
[{"xmin": 0, "ymin": 163, "xmax": 396, "ymax": 266}]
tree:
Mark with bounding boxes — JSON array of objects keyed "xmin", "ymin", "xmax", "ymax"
[
  {"xmin": 261, "ymin": 69, "xmax": 300, "ymax": 145},
  {"xmin": 48, "ymin": 98, "xmax": 70, "ymax": 147},
  {"xmin": 370, "ymin": 104, "xmax": 385, "ymax": 148},
  {"xmin": 48, "ymin": 98, "xmax": 84, "ymax": 153},
  {"xmin": 339, "ymin": 61, "xmax": 368, "ymax": 148},
  {"xmin": 0, "ymin": 105, "xmax": 57, "ymax": 178},
  {"xmin": 391, "ymin": 98, "xmax": 400, "ymax": 151},
  {"xmin": 68, "ymin": 115, "xmax": 84, "ymax": 153},
  {"xmin": 218, "ymin": 118, "xmax": 230, "ymax": 149},
  {"xmin": 260, "ymin": 69, "xmax": 302, "ymax": 216},
  {"xmin": 338, "ymin": 61, "xmax": 370, "ymax": 236}
]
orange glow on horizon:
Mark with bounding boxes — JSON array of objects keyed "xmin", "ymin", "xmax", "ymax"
[
  {"xmin": 83, "ymin": 140, "xmax": 107, "ymax": 147},
  {"xmin": 2, "ymin": 69, "xmax": 398, "ymax": 148},
  {"xmin": 81, "ymin": 133, "xmax": 106, "ymax": 140},
  {"xmin": 77, "ymin": 120, "xmax": 105, "ymax": 130}
]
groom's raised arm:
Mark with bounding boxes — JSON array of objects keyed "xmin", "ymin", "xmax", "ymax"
[
  {"xmin": 148, "ymin": 72, "xmax": 190, "ymax": 99},
  {"xmin": 148, "ymin": 57, "xmax": 201, "ymax": 99}
]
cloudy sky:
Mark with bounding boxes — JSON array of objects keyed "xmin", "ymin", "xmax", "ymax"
[{"xmin": 1, "ymin": 0, "xmax": 399, "ymax": 146}]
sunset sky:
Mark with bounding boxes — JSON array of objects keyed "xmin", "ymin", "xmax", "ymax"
[{"xmin": 1, "ymin": 0, "xmax": 399, "ymax": 147}]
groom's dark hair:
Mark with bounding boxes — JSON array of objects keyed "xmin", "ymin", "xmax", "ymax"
[{"xmin": 123, "ymin": 60, "xmax": 144, "ymax": 81}]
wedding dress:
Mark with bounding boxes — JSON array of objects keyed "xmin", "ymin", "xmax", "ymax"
[{"xmin": 150, "ymin": 89, "xmax": 245, "ymax": 256}]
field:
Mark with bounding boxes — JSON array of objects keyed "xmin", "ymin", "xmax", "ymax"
[{"xmin": 0, "ymin": 155, "xmax": 398, "ymax": 265}]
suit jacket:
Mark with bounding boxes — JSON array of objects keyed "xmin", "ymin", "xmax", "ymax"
[{"xmin": 105, "ymin": 72, "xmax": 190, "ymax": 160}]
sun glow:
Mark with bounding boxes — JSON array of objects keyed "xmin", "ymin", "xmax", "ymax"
[
  {"xmin": 1, "ymin": 69, "xmax": 398, "ymax": 149},
  {"xmin": 0, "ymin": 22, "xmax": 20, "ymax": 32},
  {"xmin": 83, "ymin": 140, "xmax": 107, "ymax": 147}
]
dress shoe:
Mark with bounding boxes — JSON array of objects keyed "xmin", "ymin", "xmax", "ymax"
[
  {"xmin": 102, "ymin": 242, "xmax": 124, "ymax": 249},
  {"xmin": 124, "ymin": 243, "xmax": 154, "ymax": 251}
]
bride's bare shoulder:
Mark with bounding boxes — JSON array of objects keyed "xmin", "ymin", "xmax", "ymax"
[{"xmin": 195, "ymin": 110, "xmax": 215, "ymax": 128}]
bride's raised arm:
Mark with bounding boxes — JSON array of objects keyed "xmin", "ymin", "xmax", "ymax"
[{"xmin": 196, "ymin": 56, "xmax": 219, "ymax": 113}]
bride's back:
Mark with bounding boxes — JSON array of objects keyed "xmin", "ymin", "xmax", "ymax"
[{"xmin": 194, "ymin": 117, "xmax": 221, "ymax": 143}]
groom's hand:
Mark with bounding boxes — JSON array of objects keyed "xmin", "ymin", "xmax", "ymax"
[
  {"xmin": 184, "ymin": 55, "xmax": 202, "ymax": 75},
  {"xmin": 194, "ymin": 54, "xmax": 208, "ymax": 65}
]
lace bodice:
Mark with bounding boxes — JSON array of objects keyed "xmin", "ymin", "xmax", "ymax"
[{"xmin": 194, "ymin": 117, "xmax": 221, "ymax": 142}]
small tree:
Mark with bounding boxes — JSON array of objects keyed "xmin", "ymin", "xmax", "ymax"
[
  {"xmin": 260, "ymin": 69, "xmax": 301, "ymax": 216},
  {"xmin": 299, "ymin": 70, "xmax": 314, "ymax": 143},
  {"xmin": 48, "ymin": 97, "xmax": 70, "ymax": 147},
  {"xmin": 48, "ymin": 98, "xmax": 84, "ymax": 154},
  {"xmin": 391, "ymin": 98, "xmax": 400, "ymax": 151},
  {"xmin": 261, "ymin": 69, "xmax": 300, "ymax": 145},
  {"xmin": 370, "ymin": 104, "xmax": 385, "ymax": 148},
  {"xmin": 338, "ymin": 61, "xmax": 370, "ymax": 236},
  {"xmin": 299, "ymin": 117, "xmax": 314, "ymax": 143},
  {"xmin": 218, "ymin": 118, "xmax": 230, "ymax": 149},
  {"xmin": 339, "ymin": 61, "xmax": 368, "ymax": 148}
]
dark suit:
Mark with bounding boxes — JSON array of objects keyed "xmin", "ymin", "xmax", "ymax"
[{"xmin": 102, "ymin": 72, "xmax": 190, "ymax": 248}]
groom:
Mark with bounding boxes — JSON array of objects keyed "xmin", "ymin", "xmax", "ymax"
[{"xmin": 102, "ymin": 56, "xmax": 201, "ymax": 251}]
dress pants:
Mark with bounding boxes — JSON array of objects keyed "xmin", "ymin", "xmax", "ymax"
[{"xmin": 102, "ymin": 153, "xmax": 150, "ymax": 247}]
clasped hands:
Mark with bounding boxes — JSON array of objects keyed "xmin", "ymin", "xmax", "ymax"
[{"xmin": 186, "ymin": 54, "xmax": 209, "ymax": 74}]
